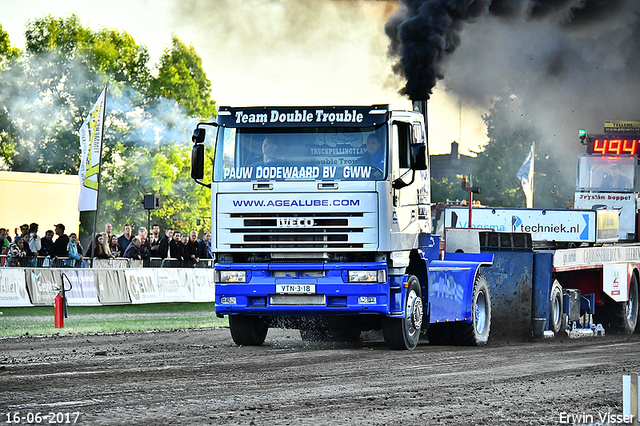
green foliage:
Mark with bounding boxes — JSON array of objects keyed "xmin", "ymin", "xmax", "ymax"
[
  {"xmin": 0, "ymin": 14, "xmax": 216, "ymax": 236},
  {"xmin": 472, "ymin": 96, "xmax": 573, "ymax": 208},
  {"xmin": 151, "ymin": 35, "xmax": 216, "ymax": 120},
  {"xmin": 430, "ymin": 176, "xmax": 468, "ymax": 204}
]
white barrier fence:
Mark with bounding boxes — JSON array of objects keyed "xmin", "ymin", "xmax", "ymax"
[{"xmin": 0, "ymin": 268, "xmax": 215, "ymax": 307}]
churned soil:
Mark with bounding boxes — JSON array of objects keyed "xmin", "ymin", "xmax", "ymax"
[{"xmin": 2, "ymin": 328, "xmax": 639, "ymax": 425}]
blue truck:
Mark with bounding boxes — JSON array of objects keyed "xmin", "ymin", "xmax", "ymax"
[
  {"xmin": 190, "ymin": 107, "xmax": 640, "ymax": 349},
  {"xmin": 190, "ymin": 104, "xmax": 493, "ymax": 349}
]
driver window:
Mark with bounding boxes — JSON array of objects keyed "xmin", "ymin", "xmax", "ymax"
[{"xmin": 395, "ymin": 122, "xmax": 412, "ymax": 169}]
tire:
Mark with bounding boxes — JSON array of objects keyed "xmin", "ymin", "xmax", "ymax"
[
  {"xmin": 451, "ymin": 274, "xmax": 491, "ymax": 346},
  {"xmin": 229, "ymin": 315, "xmax": 268, "ymax": 346},
  {"xmin": 383, "ymin": 275, "xmax": 423, "ymax": 350},
  {"xmin": 611, "ymin": 274, "xmax": 639, "ymax": 334},
  {"xmin": 427, "ymin": 323, "xmax": 452, "ymax": 345},
  {"xmin": 549, "ymin": 280, "xmax": 564, "ymax": 334}
]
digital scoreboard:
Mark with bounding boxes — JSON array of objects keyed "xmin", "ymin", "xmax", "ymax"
[{"xmin": 586, "ymin": 135, "xmax": 640, "ymax": 155}]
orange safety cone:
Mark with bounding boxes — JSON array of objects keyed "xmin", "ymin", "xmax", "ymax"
[{"xmin": 54, "ymin": 292, "xmax": 64, "ymax": 328}]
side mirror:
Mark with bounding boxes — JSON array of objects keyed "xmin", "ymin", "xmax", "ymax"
[
  {"xmin": 191, "ymin": 143, "xmax": 205, "ymax": 180},
  {"xmin": 410, "ymin": 143, "xmax": 427, "ymax": 170},
  {"xmin": 192, "ymin": 128, "xmax": 206, "ymax": 144}
]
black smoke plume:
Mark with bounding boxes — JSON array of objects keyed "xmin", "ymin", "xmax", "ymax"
[{"xmin": 386, "ymin": 0, "xmax": 638, "ymax": 101}]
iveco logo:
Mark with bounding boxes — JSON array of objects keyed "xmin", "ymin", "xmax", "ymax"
[{"xmin": 277, "ymin": 218, "xmax": 314, "ymax": 227}]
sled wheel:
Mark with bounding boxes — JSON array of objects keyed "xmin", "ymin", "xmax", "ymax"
[
  {"xmin": 611, "ymin": 274, "xmax": 639, "ymax": 334},
  {"xmin": 383, "ymin": 275, "xmax": 423, "ymax": 350},
  {"xmin": 550, "ymin": 280, "xmax": 564, "ymax": 334},
  {"xmin": 229, "ymin": 315, "xmax": 268, "ymax": 346}
]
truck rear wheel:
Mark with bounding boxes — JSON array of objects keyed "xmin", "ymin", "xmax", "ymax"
[
  {"xmin": 611, "ymin": 274, "xmax": 639, "ymax": 334},
  {"xmin": 550, "ymin": 280, "xmax": 564, "ymax": 334},
  {"xmin": 229, "ymin": 315, "xmax": 268, "ymax": 346},
  {"xmin": 452, "ymin": 274, "xmax": 491, "ymax": 346},
  {"xmin": 383, "ymin": 275, "xmax": 423, "ymax": 350}
]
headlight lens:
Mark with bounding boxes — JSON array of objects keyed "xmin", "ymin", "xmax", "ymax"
[
  {"xmin": 348, "ymin": 270, "xmax": 386, "ymax": 283},
  {"xmin": 216, "ymin": 270, "xmax": 247, "ymax": 283}
]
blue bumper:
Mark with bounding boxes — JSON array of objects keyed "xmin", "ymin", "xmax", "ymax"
[{"xmin": 215, "ymin": 262, "xmax": 405, "ymax": 316}]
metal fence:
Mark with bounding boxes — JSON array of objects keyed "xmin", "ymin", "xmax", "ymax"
[{"xmin": 0, "ymin": 256, "xmax": 215, "ymax": 269}]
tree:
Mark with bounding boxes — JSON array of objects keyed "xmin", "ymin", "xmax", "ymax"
[
  {"xmin": 0, "ymin": 14, "xmax": 216, "ymax": 235},
  {"xmin": 0, "ymin": 24, "xmax": 20, "ymax": 169},
  {"xmin": 150, "ymin": 35, "xmax": 216, "ymax": 120},
  {"xmin": 472, "ymin": 96, "xmax": 573, "ymax": 209}
]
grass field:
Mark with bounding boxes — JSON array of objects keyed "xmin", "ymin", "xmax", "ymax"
[{"xmin": 0, "ymin": 303, "xmax": 228, "ymax": 338}]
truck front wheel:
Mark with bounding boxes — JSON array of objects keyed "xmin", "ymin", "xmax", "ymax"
[
  {"xmin": 383, "ymin": 275, "xmax": 423, "ymax": 350},
  {"xmin": 229, "ymin": 315, "xmax": 268, "ymax": 346}
]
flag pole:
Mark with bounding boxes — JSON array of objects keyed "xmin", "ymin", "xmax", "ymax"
[{"xmin": 89, "ymin": 85, "xmax": 108, "ymax": 267}]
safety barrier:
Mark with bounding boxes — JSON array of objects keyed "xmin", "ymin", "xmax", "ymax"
[
  {"xmin": 0, "ymin": 255, "xmax": 215, "ymax": 269},
  {"xmin": 0, "ymin": 267, "xmax": 215, "ymax": 307}
]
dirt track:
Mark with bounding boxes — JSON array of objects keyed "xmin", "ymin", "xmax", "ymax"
[{"xmin": 2, "ymin": 328, "xmax": 640, "ymax": 425}]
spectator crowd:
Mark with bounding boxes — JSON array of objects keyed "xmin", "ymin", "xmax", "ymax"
[{"xmin": 0, "ymin": 222, "xmax": 213, "ymax": 268}]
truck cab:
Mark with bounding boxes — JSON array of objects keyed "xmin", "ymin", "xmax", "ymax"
[{"xmin": 191, "ymin": 105, "xmax": 492, "ymax": 349}]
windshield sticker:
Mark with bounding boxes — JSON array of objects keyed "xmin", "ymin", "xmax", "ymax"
[{"xmin": 223, "ymin": 165, "xmax": 374, "ymax": 180}]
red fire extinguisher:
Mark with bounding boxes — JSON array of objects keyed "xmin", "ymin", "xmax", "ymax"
[{"xmin": 54, "ymin": 292, "xmax": 64, "ymax": 328}]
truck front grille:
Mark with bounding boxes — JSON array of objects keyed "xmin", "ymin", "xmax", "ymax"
[{"xmin": 224, "ymin": 212, "xmax": 372, "ymax": 250}]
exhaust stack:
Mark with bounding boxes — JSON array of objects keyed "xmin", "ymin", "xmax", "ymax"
[{"xmin": 412, "ymin": 100, "xmax": 428, "ymax": 142}]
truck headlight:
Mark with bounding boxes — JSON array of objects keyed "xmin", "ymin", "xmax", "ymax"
[
  {"xmin": 215, "ymin": 270, "xmax": 246, "ymax": 283},
  {"xmin": 348, "ymin": 270, "xmax": 387, "ymax": 283}
]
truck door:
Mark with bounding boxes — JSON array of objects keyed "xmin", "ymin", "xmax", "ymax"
[{"xmin": 391, "ymin": 120, "xmax": 420, "ymax": 248}]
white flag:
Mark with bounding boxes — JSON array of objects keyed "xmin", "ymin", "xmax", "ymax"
[
  {"xmin": 78, "ymin": 87, "xmax": 107, "ymax": 212},
  {"xmin": 517, "ymin": 142, "xmax": 535, "ymax": 208}
]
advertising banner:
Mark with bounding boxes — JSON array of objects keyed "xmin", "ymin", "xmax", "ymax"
[
  {"xmin": 78, "ymin": 87, "xmax": 107, "ymax": 212},
  {"xmin": 444, "ymin": 207, "xmax": 596, "ymax": 243},
  {"xmin": 24, "ymin": 269, "xmax": 62, "ymax": 306},
  {"xmin": 0, "ymin": 269, "xmax": 32, "ymax": 307},
  {"xmin": 157, "ymin": 269, "xmax": 193, "ymax": 302},
  {"xmin": 189, "ymin": 269, "xmax": 216, "ymax": 302},
  {"xmin": 95, "ymin": 269, "xmax": 130, "ymax": 305},
  {"xmin": 125, "ymin": 269, "xmax": 162, "ymax": 304},
  {"xmin": 62, "ymin": 270, "xmax": 101, "ymax": 306}
]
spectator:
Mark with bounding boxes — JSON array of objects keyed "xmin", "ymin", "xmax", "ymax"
[
  {"xmin": 109, "ymin": 234, "xmax": 121, "ymax": 257},
  {"xmin": 66, "ymin": 233, "xmax": 83, "ymax": 267},
  {"xmin": 28, "ymin": 223, "xmax": 41, "ymax": 255},
  {"xmin": 158, "ymin": 227, "xmax": 174, "ymax": 259},
  {"xmin": 52, "ymin": 223, "xmax": 70, "ymax": 260},
  {"xmin": 39, "ymin": 230, "xmax": 55, "ymax": 257},
  {"xmin": 139, "ymin": 234, "xmax": 151, "ymax": 266},
  {"xmin": 117, "ymin": 224, "xmax": 133, "ymax": 254},
  {"xmin": 169, "ymin": 231, "xmax": 183, "ymax": 260},
  {"xmin": 7, "ymin": 237, "xmax": 26, "ymax": 267},
  {"xmin": 123, "ymin": 236, "xmax": 142, "ymax": 260},
  {"xmin": 197, "ymin": 232, "xmax": 213, "ymax": 260},
  {"xmin": 180, "ymin": 234, "xmax": 190, "ymax": 265},
  {"xmin": 104, "ymin": 223, "xmax": 113, "ymax": 241},
  {"xmin": 85, "ymin": 233, "xmax": 110, "ymax": 259},
  {"xmin": 21, "ymin": 233, "xmax": 37, "ymax": 267},
  {"xmin": 149, "ymin": 224, "xmax": 161, "ymax": 258},
  {"xmin": 19, "ymin": 224, "xmax": 29, "ymax": 238},
  {"xmin": 185, "ymin": 231, "xmax": 200, "ymax": 266},
  {"xmin": 0, "ymin": 228, "xmax": 9, "ymax": 255},
  {"xmin": 138, "ymin": 226, "xmax": 147, "ymax": 239}
]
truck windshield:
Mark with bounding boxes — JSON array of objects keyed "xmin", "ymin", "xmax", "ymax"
[
  {"xmin": 576, "ymin": 154, "xmax": 636, "ymax": 191},
  {"xmin": 213, "ymin": 125, "xmax": 387, "ymax": 182}
]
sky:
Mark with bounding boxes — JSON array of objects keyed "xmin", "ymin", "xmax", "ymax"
[{"xmin": 0, "ymin": 0, "xmax": 488, "ymax": 156}]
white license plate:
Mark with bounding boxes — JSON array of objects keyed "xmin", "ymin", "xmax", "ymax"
[{"xmin": 276, "ymin": 284, "xmax": 316, "ymax": 294}]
